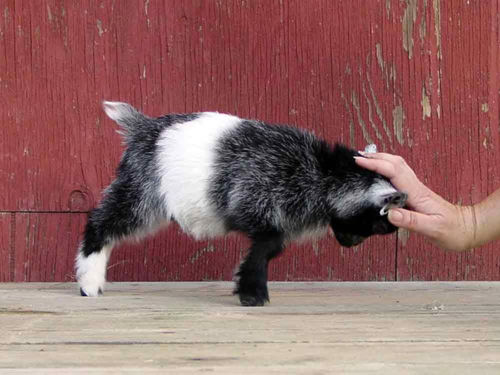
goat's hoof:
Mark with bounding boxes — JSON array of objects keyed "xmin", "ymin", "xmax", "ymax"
[
  {"xmin": 79, "ymin": 287, "xmax": 103, "ymax": 297},
  {"xmin": 238, "ymin": 292, "xmax": 269, "ymax": 306}
]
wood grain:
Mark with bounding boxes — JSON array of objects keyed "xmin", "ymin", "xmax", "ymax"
[
  {"xmin": 12, "ymin": 213, "xmax": 87, "ymax": 282},
  {"xmin": 394, "ymin": 0, "xmax": 500, "ymax": 280},
  {"xmin": 1, "ymin": 0, "xmax": 499, "ymax": 281},
  {"xmin": 0, "ymin": 214, "xmax": 13, "ymax": 281},
  {"xmin": 1, "ymin": 282, "xmax": 500, "ymax": 373}
]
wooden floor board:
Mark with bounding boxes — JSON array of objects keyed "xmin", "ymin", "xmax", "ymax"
[{"xmin": 1, "ymin": 282, "xmax": 500, "ymax": 374}]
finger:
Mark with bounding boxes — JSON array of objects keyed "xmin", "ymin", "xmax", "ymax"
[
  {"xmin": 359, "ymin": 153, "xmax": 414, "ymax": 176},
  {"xmin": 388, "ymin": 208, "xmax": 439, "ymax": 238},
  {"xmin": 359, "ymin": 152, "xmax": 406, "ymax": 164},
  {"xmin": 355, "ymin": 154, "xmax": 422, "ymax": 196},
  {"xmin": 354, "ymin": 156, "xmax": 397, "ymax": 179}
]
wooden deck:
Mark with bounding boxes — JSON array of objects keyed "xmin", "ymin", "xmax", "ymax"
[{"xmin": 1, "ymin": 282, "xmax": 500, "ymax": 374}]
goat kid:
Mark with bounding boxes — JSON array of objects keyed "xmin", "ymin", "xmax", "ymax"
[{"xmin": 76, "ymin": 102, "xmax": 407, "ymax": 306}]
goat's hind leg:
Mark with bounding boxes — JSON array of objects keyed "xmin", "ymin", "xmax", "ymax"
[
  {"xmin": 76, "ymin": 209, "xmax": 116, "ymax": 297},
  {"xmin": 76, "ymin": 181, "xmax": 157, "ymax": 297},
  {"xmin": 76, "ymin": 242, "xmax": 112, "ymax": 297},
  {"xmin": 76, "ymin": 206, "xmax": 120, "ymax": 297}
]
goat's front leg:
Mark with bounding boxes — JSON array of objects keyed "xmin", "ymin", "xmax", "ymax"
[{"xmin": 234, "ymin": 232, "xmax": 284, "ymax": 306}]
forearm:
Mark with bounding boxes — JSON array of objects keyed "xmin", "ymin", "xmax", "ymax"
[{"xmin": 472, "ymin": 188, "xmax": 500, "ymax": 248}]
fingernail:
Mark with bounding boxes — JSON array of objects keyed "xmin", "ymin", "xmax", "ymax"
[
  {"xmin": 357, "ymin": 151, "xmax": 373, "ymax": 158},
  {"xmin": 388, "ymin": 209, "xmax": 403, "ymax": 223}
]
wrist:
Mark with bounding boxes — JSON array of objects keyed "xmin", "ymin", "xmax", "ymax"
[
  {"xmin": 469, "ymin": 190, "xmax": 500, "ymax": 249},
  {"xmin": 456, "ymin": 204, "xmax": 479, "ymax": 250}
]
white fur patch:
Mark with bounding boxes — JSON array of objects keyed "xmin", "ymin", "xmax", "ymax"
[
  {"xmin": 76, "ymin": 244, "xmax": 113, "ymax": 297},
  {"xmin": 332, "ymin": 179, "xmax": 397, "ymax": 217},
  {"xmin": 156, "ymin": 112, "xmax": 241, "ymax": 239},
  {"xmin": 368, "ymin": 179, "xmax": 398, "ymax": 206}
]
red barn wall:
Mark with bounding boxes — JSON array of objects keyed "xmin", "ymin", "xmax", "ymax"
[{"xmin": 1, "ymin": 0, "xmax": 499, "ymax": 282}]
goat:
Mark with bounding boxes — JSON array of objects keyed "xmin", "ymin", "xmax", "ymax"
[{"xmin": 76, "ymin": 101, "xmax": 407, "ymax": 306}]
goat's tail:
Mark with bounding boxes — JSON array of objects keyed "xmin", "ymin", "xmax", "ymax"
[{"xmin": 102, "ymin": 101, "xmax": 150, "ymax": 142}]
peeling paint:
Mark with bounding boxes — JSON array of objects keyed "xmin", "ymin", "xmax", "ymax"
[
  {"xmin": 345, "ymin": 63, "xmax": 352, "ymax": 75},
  {"xmin": 375, "ymin": 44, "xmax": 389, "ymax": 89},
  {"xmin": 47, "ymin": 4, "xmax": 53, "ymax": 22},
  {"xmin": 432, "ymin": 0, "xmax": 443, "ymax": 100},
  {"xmin": 376, "ymin": 44, "xmax": 384, "ymax": 72},
  {"xmin": 390, "ymin": 65, "xmax": 396, "ymax": 85},
  {"xmin": 362, "ymin": 82, "xmax": 385, "ymax": 150},
  {"xmin": 367, "ymin": 73, "xmax": 392, "ymax": 140},
  {"xmin": 421, "ymin": 86, "xmax": 431, "ymax": 119},
  {"xmin": 190, "ymin": 245, "xmax": 215, "ymax": 264},
  {"xmin": 45, "ymin": 3, "xmax": 68, "ymax": 47},
  {"xmin": 481, "ymin": 103, "xmax": 489, "ymax": 113},
  {"xmin": 144, "ymin": 0, "xmax": 151, "ymax": 28},
  {"xmin": 362, "ymin": 83, "xmax": 382, "ymax": 140},
  {"xmin": 327, "ymin": 266, "xmax": 333, "ymax": 279},
  {"xmin": 402, "ymin": 0, "xmax": 418, "ymax": 59},
  {"xmin": 406, "ymin": 128, "xmax": 413, "ymax": 148},
  {"xmin": 392, "ymin": 103, "xmax": 405, "ymax": 145},
  {"xmin": 375, "ymin": 44, "xmax": 396, "ymax": 91},
  {"xmin": 340, "ymin": 87, "xmax": 356, "ymax": 148},
  {"xmin": 312, "ymin": 241, "xmax": 320, "ymax": 257},
  {"xmin": 436, "ymin": 104, "xmax": 441, "ymax": 118},
  {"xmin": 349, "ymin": 120, "xmax": 355, "ymax": 148},
  {"xmin": 398, "ymin": 229, "xmax": 410, "ymax": 246},
  {"xmin": 96, "ymin": 19, "xmax": 104, "ymax": 36},
  {"xmin": 352, "ymin": 91, "xmax": 374, "ymax": 145},
  {"xmin": 419, "ymin": 0, "xmax": 428, "ymax": 42},
  {"xmin": 386, "ymin": 0, "xmax": 391, "ymax": 18},
  {"xmin": 433, "ymin": 0, "xmax": 442, "ymax": 60}
]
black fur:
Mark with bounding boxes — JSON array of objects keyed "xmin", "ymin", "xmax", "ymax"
[
  {"xmin": 234, "ymin": 232, "xmax": 284, "ymax": 306},
  {"xmin": 209, "ymin": 120, "xmax": 405, "ymax": 304},
  {"xmin": 80, "ymin": 113, "xmax": 199, "ymax": 259}
]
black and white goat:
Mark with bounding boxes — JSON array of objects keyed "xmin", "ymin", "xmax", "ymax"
[{"xmin": 76, "ymin": 102, "xmax": 407, "ymax": 306}]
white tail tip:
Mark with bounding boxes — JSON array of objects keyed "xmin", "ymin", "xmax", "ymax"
[{"xmin": 102, "ymin": 101, "xmax": 136, "ymax": 122}]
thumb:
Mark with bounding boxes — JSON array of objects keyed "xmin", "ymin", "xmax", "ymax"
[{"xmin": 388, "ymin": 208, "xmax": 436, "ymax": 236}]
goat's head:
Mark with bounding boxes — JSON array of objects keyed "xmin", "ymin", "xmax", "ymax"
[{"xmin": 327, "ymin": 151, "xmax": 408, "ymax": 247}]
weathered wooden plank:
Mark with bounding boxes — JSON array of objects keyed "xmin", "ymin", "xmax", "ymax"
[
  {"xmin": 1, "ymin": 0, "xmax": 499, "ymax": 282},
  {"xmin": 1, "ymin": 282, "xmax": 500, "ymax": 374},
  {"xmin": 395, "ymin": 0, "xmax": 500, "ymax": 280},
  {"xmin": 0, "ymin": 214, "xmax": 12, "ymax": 282},
  {"xmin": 94, "ymin": 226, "xmax": 397, "ymax": 282},
  {"xmin": 12, "ymin": 213, "xmax": 87, "ymax": 282},
  {"xmin": 9, "ymin": 213, "xmax": 396, "ymax": 283},
  {"xmin": 2, "ymin": 0, "xmax": 485, "ymax": 209}
]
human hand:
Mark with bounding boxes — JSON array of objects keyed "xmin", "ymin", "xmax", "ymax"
[{"xmin": 355, "ymin": 153, "xmax": 477, "ymax": 251}]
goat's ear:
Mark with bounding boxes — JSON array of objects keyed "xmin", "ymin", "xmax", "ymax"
[{"xmin": 379, "ymin": 191, "xmax": 407, "ymax": 216}]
